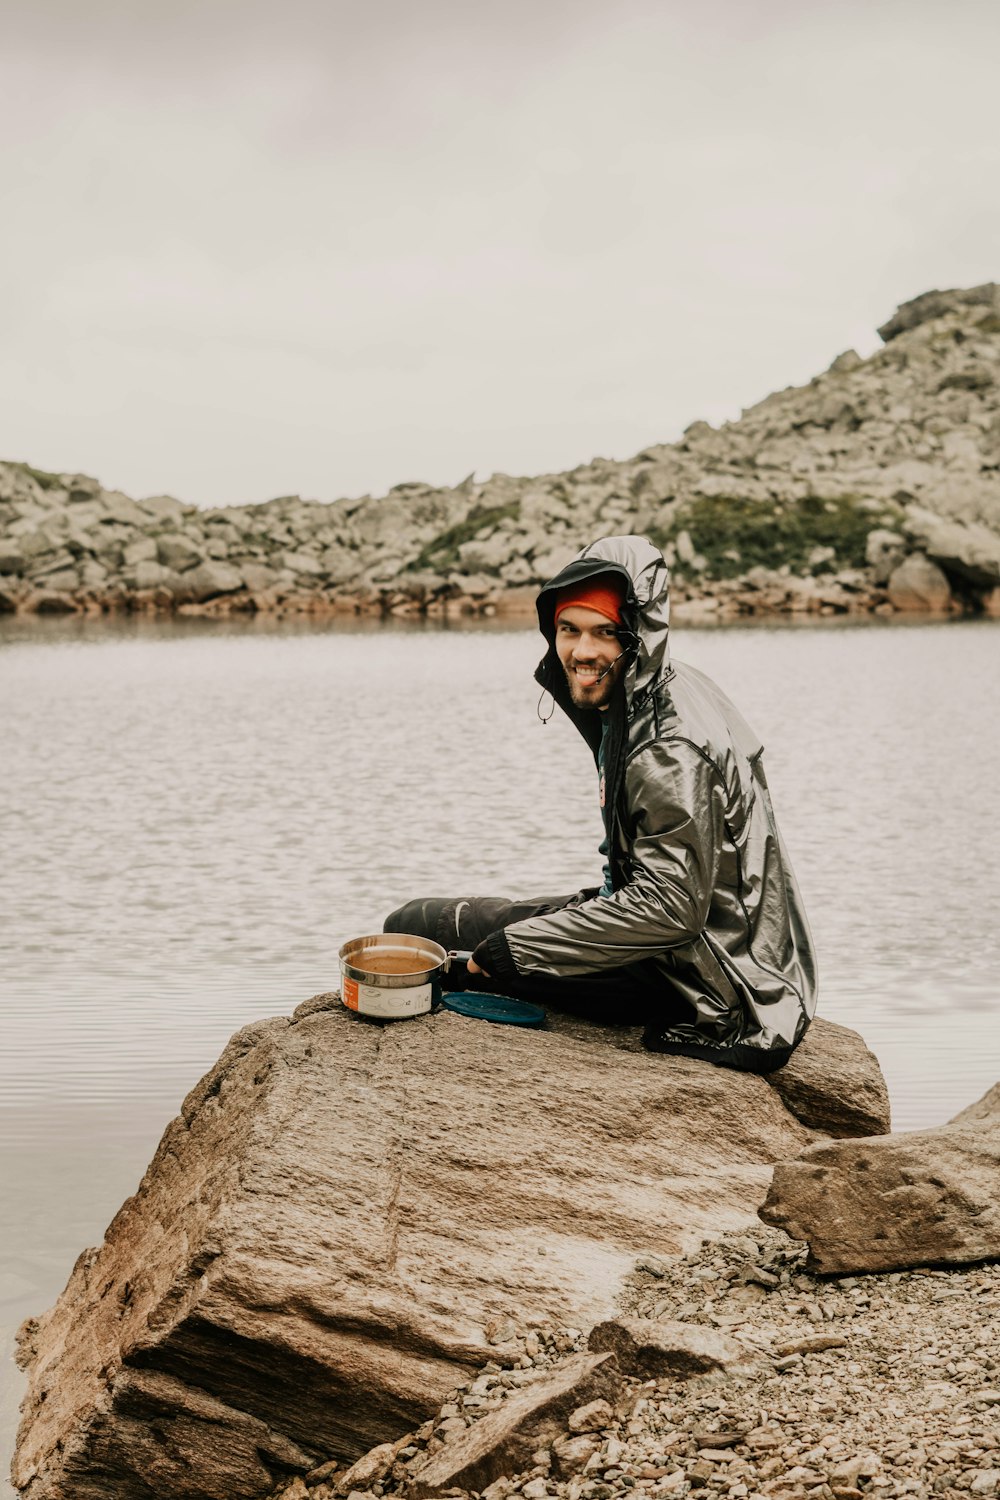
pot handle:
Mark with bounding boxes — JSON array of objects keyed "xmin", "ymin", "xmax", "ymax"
[{"xmin": 445, "ymin": 949, "xmax": 474, "ymax": 972}]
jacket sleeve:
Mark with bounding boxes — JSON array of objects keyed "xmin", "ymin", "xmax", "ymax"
[{"xmin": 490, "ymin": 739, "xmax": 726, "ymax": 978}]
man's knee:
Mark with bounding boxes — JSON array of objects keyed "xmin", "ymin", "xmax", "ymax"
[
  {"xmin": 383, "ymin": 899, "xmax": 420, "ymax": 934},
  {"xmin": 383, "ymin": 897, "xmax": 447, "ymax": 940}
]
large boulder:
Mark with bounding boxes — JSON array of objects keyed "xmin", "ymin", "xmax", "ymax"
[
  {"xmin": 759, "ymin": 1082, "xmax": 1000, "ymax": 1274},
  {"xmin": 178, "ymin": 559, "xmax": 245, "ymax": 601},
  {"xmin": 0, "ymin": 539, "xmax": 25, "ymax": 574},
  {"xmin": 904, "ymin": 505, "xmax": 1000, "ymax": 587},
  {"xmin": 876, "ymin": 283, "xmax": 999, "ymax": 342},
  {"xmin": 886, "ymin": 552, "xmax": 953, "ymax": 612},
  {"xmin": 156, "ymin": 534, "xmax": 204, "ymax": 572},
  {"xmin": 12, "ymin": 1002, "xmax": 885, "ymax": 1500}
]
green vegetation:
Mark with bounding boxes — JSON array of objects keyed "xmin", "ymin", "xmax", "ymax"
[
  {"xmin": 407, "ymin": 502, "xmax": 521, "ymax": 573},
  {"xmin": 15, "ymin": 462, "xmax": 64, "ymax": 491},
  {"xmin": 649, "ymin": 493, "xmax": 901, "ymax": 579}
]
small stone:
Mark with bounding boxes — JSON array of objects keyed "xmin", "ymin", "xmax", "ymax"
[
  {"xmin": 691, "ymin": 1430, "xmax": 742, "ymax": 1449},
  {"xmin": 486, "ymin": 1316, "xmax": 517, "ymax": 1346},
  {"xmin": 280, "ymin": 1482, "xmax": 310, "ymax": 1500},
  {"xmin": 741, "ymin": 1267, "xmax": 780, "ymax": 1289},
  {"xmin": 551, "ymin": 1435, "xmax": 599, "ymax": 1477},
  {"xmin": 436, "ymin": 1419, "xmax": 468, "ymax": 1442},
  {"xmin": 687, "ymin": 1459, "xmax": 715, "ymax": 1486},
  {"xmin": 521, "ymin": 1481, "xmax": 549, "ymax": 1500},
  {"xmin": 659, "ymin": 1475, "xmax": 686, "ymax": 1494},
  {"xmin": 481, "ymin": 1481, "xmax": 511, "ymax": 1500},
  {"xmin": 307, "ymin": 1459, "xmax": 340, "ymax": 1483},
  {"xmin": 775, "ymin": 1335, "xmax": 848, "ymax": 1356},
  {"xmin": 336, "ymin": 1441, "xmax": 401, "ymax": 1494},
  {"xmin": 587, "ymin": 1317, "xmax": 742, "ymax": 1379},
  {"xmin": 568, "ymin": 1400, "xmax": 615, "ymax": 1434}
]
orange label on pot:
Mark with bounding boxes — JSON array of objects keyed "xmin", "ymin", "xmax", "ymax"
[{"xmin": 342, "ymin": 977, "xmax": 359, "ymax": 1011}]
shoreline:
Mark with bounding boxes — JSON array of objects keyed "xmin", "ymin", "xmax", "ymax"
[
  {"xmin": 6, "ymin": 284, "xmax": 1000, "ymax": 634},
  {"xmin": 2, "ymin": 575, "xmax": 995, "ymax": 625}
]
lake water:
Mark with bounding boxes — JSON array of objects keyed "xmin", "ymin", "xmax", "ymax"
[{"xmin": 2, "ymin": 612, "xmax": 1000, "ymax": 1487}]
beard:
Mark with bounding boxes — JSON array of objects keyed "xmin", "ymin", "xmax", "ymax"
[{"xmin": 562, "ymin": 658, "xmax": 620, "ymax": 708}]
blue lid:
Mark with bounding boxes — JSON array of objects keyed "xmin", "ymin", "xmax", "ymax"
[{"xmin": 442, "ymin": 992, "xmax": 546, "ymax": 1027}]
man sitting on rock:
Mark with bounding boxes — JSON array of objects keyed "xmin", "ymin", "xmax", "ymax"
[{"xmin": 385, "ymin": 535, "xmax": 817, "ymax": 1072}]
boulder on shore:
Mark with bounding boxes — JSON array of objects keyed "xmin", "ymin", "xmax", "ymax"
[
  {"xmin": 759, "ymin": 1081, "xmax": 1000, "ymax": 1274},
  {"xmin": 886, "ymin": 551, "xmax": 953, "ymax": 612},
  {"xmin": 13, "ymin": 1001, "xmax": 887, "ymax": 1500}
]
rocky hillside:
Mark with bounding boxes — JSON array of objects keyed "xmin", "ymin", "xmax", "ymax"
[{"xmin": 3, "ymin": 283, "xmax": 1000, "ymax": 621}]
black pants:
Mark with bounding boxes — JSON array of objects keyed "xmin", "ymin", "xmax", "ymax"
[{"xmin": 383, "ymin": 891, "xmax": 688, "ymax": 1028}]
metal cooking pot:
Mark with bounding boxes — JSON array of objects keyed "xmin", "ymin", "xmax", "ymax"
[{"xmin": 338, "ymin": 932, "xmax": 472, "ymax": 1020}]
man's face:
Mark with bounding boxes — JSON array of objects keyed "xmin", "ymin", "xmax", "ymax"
[{"xmin": 555, "ymin": 605, "xmax": 624, "ymax": 710}]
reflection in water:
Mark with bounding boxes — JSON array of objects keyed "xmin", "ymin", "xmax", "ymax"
[{"xmin": 2, "ymin": 614, "xmax": 999, "ymax": 1481}]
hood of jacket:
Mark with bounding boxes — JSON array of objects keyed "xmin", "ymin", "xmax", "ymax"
[{"xmin": 534, "ymin": 535, "xmax": 672, "ymax": 750}]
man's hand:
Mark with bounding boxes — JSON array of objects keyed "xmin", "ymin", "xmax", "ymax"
[{"xmin": 466, "ymin": 955, "xmax": 489, "ymax": 977}]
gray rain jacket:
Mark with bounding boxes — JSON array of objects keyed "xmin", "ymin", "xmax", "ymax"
[{"xmin": 481, "ymin": 535, "xmax": 818, "ymax": 1072}]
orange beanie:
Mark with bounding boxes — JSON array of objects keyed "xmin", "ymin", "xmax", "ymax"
[{"xmin": 553, "ymin": 577, "xmax": 625, "ymax": 626}]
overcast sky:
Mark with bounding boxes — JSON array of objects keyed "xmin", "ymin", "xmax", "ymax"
[{"xmin": 2, "ymin": 0, "xmax": 998, "ymax": 508}]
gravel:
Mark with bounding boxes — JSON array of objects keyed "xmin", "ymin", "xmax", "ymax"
[{"xmin": 274, "ymin": 1228, "xmax": 1000, "ymax": 1500}]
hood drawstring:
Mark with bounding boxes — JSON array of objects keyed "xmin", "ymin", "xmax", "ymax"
[{"xmin": 536, "ymin": 686, "xmax": 555, "ymax": 724}]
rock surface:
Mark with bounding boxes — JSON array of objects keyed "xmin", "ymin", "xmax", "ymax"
[
  {"xmin": 3, "ymin": 282, "xmax": 1000, "ymax": 620},
  {"xmin": 13, "ymin": 1001, "xmax": 885, "ymax": 1500},
  {"xmin": 759, "ymin": 1082, "xmax": 1000, "ymax": 1273},
  {"xmin": 538, "ymin": 1012, "xmax": 891, "ymax": 1140}
]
